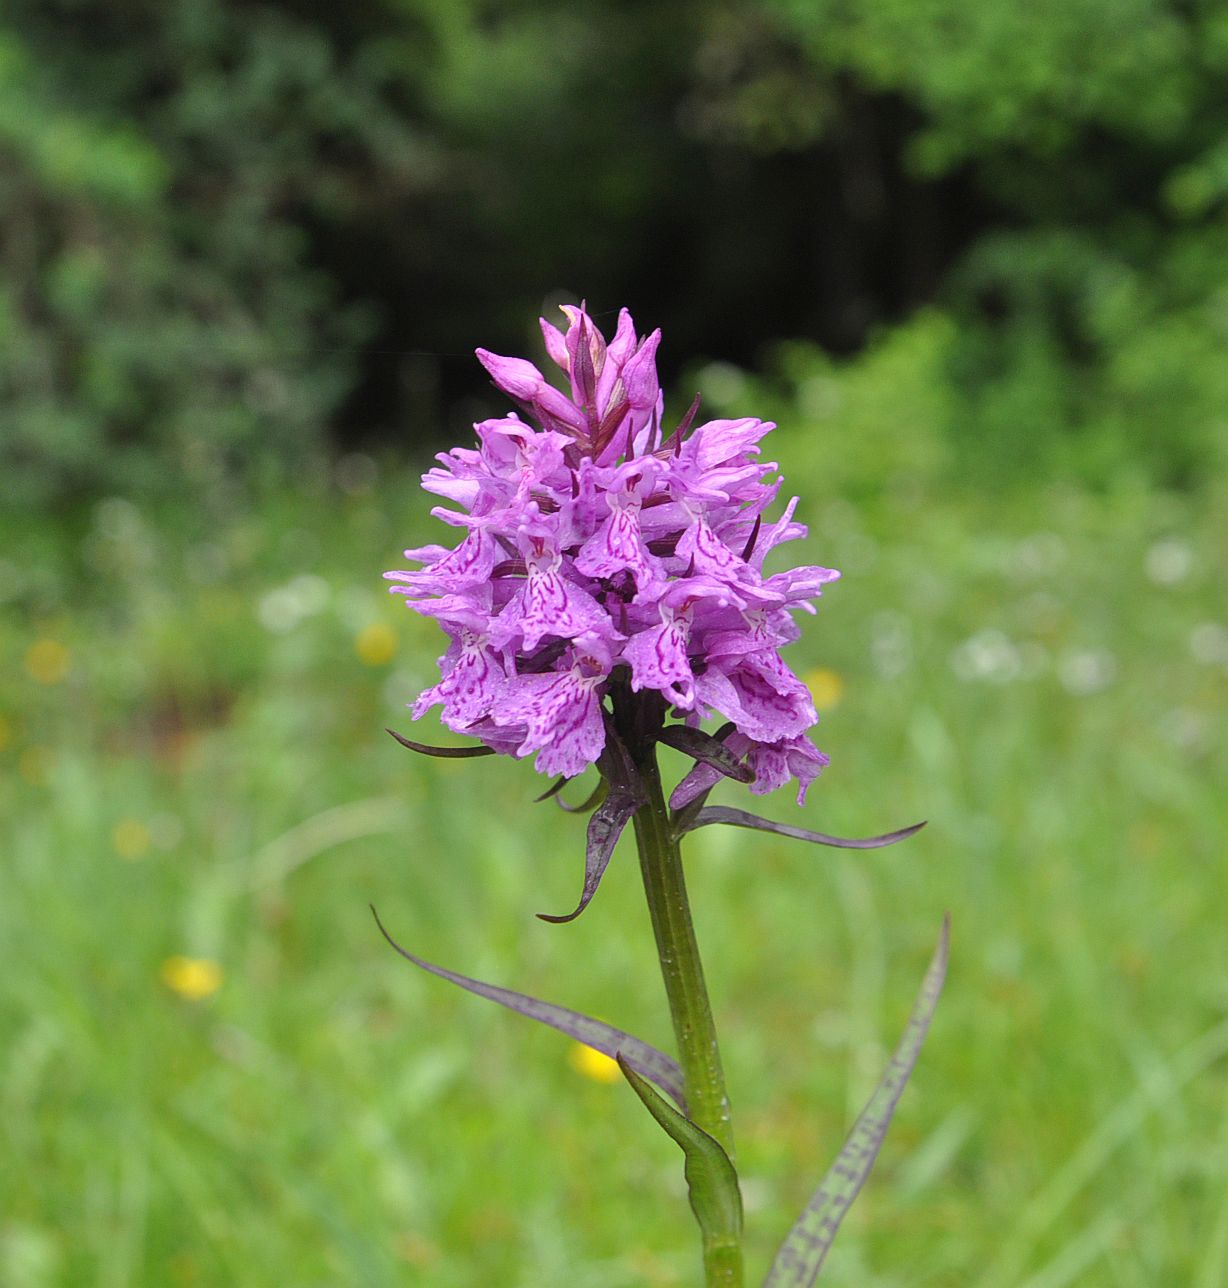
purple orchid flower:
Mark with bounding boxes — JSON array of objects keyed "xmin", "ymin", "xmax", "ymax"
[
  {"xmin": 388, "ymin": 303, "xmax": 840, "ymax": 802},
  {"xmin": 379, "ymin": 306, "xmax": 942, "ymax": 1288}
]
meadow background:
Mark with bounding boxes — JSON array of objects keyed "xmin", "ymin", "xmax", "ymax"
[{"xmin": 3, "ymin": 2, "xmax": 1228, "ymax": 1285}]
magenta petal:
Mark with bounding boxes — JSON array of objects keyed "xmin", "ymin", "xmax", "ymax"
[
  {"xmin": 624, "ymin": 618, "xmax": 694, "ymax": 706},
  {"xmin": 574, "ymin": 504, "xmax": 663, "ymax": 590},
  {"xmin": 724, "ymin": 656, "xmax": 817, "ymax": 742},
  {"xmin": 492, "ymin": 569, "xmax": 610, "ymax": 653},
  {"xmin": 533, "ymin": 383, "xmax": 588, "ymax": 433},
  {"xmin": 412, "ymin": 639, "xmax": 503, "ymax": 726},
  {"xmin": 748, "ymin": 733, "xmax": 830, "ymax": 804},
  {"xmin": 622, "ymin": 329, "xmax": 661, "ymax": 410},
  {"xmin": 493, "ymin": 670, "xmax": 607, "ymax": 778},
  {"xmin": 540, "ymin": 317, "xmax": 570, "ymax": 371},
  {"xmin": 475, "ymin": 348, "xmax": 546, "ymax": 400},
  {"xmin": 606, "ymin": 308, "xmax": 638, "ymax": 370},
  {"xmin": 676, "ymin": 517, "xmax": 744, "ymax": 580}
]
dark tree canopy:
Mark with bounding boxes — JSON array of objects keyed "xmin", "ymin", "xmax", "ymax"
[{"xmin": 3, "ymin": 0, "xmax": 1226, "ymax": 502}]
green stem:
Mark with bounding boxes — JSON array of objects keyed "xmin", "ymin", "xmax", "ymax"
[{"xmin": 631, "ymin": 743, "xmax": 744, "ymax": 1287}]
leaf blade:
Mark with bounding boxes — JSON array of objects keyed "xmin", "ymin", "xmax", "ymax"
[
  {"xmin": 557, "ymin": 779, "xmax": 608, "ymax": 815},
  {"xmin": 764, "ymin": 915, "xmax": 950, "ymax": 1286},
  {"xmin": 370, "ymin": 906, "xmax": 686, "ymax": 1109},
  {"xmin": 678, "ymin": 806, "xmax": 926, "ymax": 851},
  {"xmin": 617, "ymin": 1057, "xmax": 742, "ymax": 1252},
  {"xmin": 386, "ymin": 728, "xmax": 495, "ymax": 759},
  {"xmin": 534, "ymin": 775, "xmax": 570, "ymax": 803}
]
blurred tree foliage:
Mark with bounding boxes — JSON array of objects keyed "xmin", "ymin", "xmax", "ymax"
[
  {"xmin": 2, "ymin": 0, "xmax": 1227, "ymax": 504},
  {"xmin": 755, "ymin": 0, "xmax": 1228, "ymax": 487}
]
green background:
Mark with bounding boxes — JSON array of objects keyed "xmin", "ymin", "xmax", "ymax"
[{"xmin": 2, "ymin": 2, "xmax": 1227, "ymax": 1283}]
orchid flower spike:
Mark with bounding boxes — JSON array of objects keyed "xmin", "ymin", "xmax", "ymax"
[{"xmin": 386, "ymin": 303, "xmax": 840, "ymax": 803}]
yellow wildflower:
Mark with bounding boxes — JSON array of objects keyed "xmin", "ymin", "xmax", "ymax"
[
  {"xmin": 568, "ymin": 1042, "xmax": 621, "ymax": 1084},
  {"xmin": 356, "ymin": 621, "xmax": 398, "ymax": 666},
  {"xmin": 803, "ymin": 666, "xmax": 844, "ymax": 712},
  {"xmin": 161, "ymin": 956, "xmax": 223, "ymax": 1000}
]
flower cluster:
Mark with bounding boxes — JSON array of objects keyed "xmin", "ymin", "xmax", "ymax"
[{"xmin": 386, "ymin": 305, "xmax": 839, "ymax": 801}]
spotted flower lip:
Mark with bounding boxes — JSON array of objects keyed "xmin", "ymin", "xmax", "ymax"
[{"xmin": 387, "ymin": 303, "xmax": 839, "ymax": 797}]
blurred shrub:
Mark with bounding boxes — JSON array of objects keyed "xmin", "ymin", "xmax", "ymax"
[
  {"xmin": 699, "ymin": 226, "xmax": 1228, "ymax": 496},
  {"xmin": 696, "ymin": 0, "xmax": 1228, "ymax": 490},
  {"xmin": 0, "ymin": 7, "xmax": 409, "ymax": 506},
  {"xmin": 3, "ymin": 0, "xmax": 1228, "ymax": 502},
  {"xmin": 947, "ymin": 228, "xmax": 1228, "ymax": 488},
  {"xmin": 693, "ymin": 311, "xmax": 956, "ymax": 500}
]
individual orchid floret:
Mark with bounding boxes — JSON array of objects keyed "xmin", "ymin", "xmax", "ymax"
[
  {"xmin": 489, "ymin": 511, "xmax": 612, "ymax": 653},
  {"xmin": 412, "ymin": 624, "xmax": 506, "ymax": 728},
  {"xmin": 492, "ymin": 637, "xmax": 613, "ymax": 778}
]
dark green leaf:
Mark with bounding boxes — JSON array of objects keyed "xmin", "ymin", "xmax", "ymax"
[
  {"xmin": 386, "ymin": 728, "xmax": 495, "ymax": 759},
  {"xmin": 534, "ymin": 776, "xmax": 570, "ymax": 803},
  {"xmin": 370, "ymin": 906, "xmax": 686, "ymax": 1109},
  {"xmin": 557, "ymin": 779, "xmax": 608, "ymax": 814},
  {"xmin": 764, "ymin": 915, "xmax": 950, "ymax": 1286},
  {"xmin": 657, "ymin": 724, "xmax": 754, "ymax": 784}
]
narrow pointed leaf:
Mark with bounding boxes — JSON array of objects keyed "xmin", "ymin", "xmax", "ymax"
[
  {"xmin": 573, "ymin": 315, "xmax": 597, "ymax": 421},
  {"xmin": 534, "ymin": 776, "xmax": 570, "ymax": 803},
  {"xmin": 370, "ymin": 906, "xmax": 686, "ymax": 1109},
  {"xmin": 677, "ymin": 806, "xmax": 926, "ymax": 850},
  {"xmin": 658, "ymin": 725, "xmax": 754, "ymax": 784},
  {"xmin": 537, "ymin": 789, "xmax": 641, "ymax": 923},
  {"xmin": 617, "ymin": 1057, "xmax": 742, "ymax": 1252},
  {"xmin": 764, "ymin": 915, "xmax": 950, "ymax": 1287},
  {"xmin": 386, "ymin": 728, "xmax": 495, "ymax": 759},
  {"xmin": 557, "ymin": 779, "xmax": 608, "ymax": 815}
]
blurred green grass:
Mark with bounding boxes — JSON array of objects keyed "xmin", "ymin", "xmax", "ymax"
[{"xmin": 2, "ymin": 454, "xmax": 1226, "ymax": 1287}]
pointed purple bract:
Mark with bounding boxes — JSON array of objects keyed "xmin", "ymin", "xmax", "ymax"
[
  {"xmin": 387, "ymin": 303, "xmax": 841, "ymax": 803},
  {"xmin": 657, "ymin": 724, "xmax": 755, "ymax": 785},
  {"xmin": 675, "ymin": 805, "xmax": 927, "ymax": 850},
  {"xmin": 538, "ymin": 788, "xmax": 641, "ymax": 923}
]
